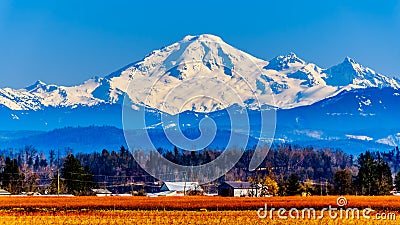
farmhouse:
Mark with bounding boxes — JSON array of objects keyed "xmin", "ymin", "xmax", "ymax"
[
  {"xmin": 218, "ymin": 181, "xmax": 262, "ymax": 197},
  {"xmin": 160, "ymin": 182, "xmax": 203, "ymax": 195},
  {"xmin": 91, "ymin": 188, "xmax": 112, "ymax": 197}
]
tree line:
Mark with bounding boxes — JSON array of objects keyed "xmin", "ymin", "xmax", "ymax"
[{"xmin": 1, "ymin": 145, "xmax": 400, "ymax": 196}]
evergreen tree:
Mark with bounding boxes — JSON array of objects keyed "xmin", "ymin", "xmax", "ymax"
[
  {"xmin": 287, "ymin": 173, "xmax": 302, "ymax": 196},
  {"xmin": 356, "ymin": 151, "xmax": 393, "ymax": 195},
  {"xmin": 334, "ymin": 169, "xmax": 353, "ymax": 195},
  {"xmin": 356, "ymin": 151, "xmax": 377, "ymax": 195},
  {"xmin": 33, "ymin": 155, "xmax": 40, "ymax": 171},
  {"xmin": 394, "ymin": 170, "xmax": 400, "ymax": 191},
  {"xmin": 1, "ymin": 157, "xmax": 24, "ymax": 194},
  {"xmin": 61, "ymin": 154, "xmax": 95, "ymax": 195},
  {"xmin": 173, "ymin": 146, "xmax": 180, "ymax": 162},
  {"xmin": 49, "ymin": 149, "xmax": 56, "ymax": 167},
  {"xmin": 47, "ymin": 178, "xmax": 68, "ymax": 195},
  {"xmin": 24, "ymin": 145, "xmax": 37, "ymax": 168},
  {"xmin": 39, "ymin": 157, "xmax": 48, "ymax": 168},
  {"xmin": 395, "ymin": 147, "xmax": 400, "ymax": 173},
  {"xmin": 375, "ymin": 156, "xmax": 393, "ymax": 195}
]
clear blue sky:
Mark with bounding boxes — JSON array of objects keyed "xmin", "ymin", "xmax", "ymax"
[{"xmin": 0, "ymin": 0, "xmax": 399, "ymax": 88}]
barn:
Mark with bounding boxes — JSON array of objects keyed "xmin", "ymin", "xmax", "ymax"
[
  {"xmin": 91, "ymin": 188, "xmax": 112, "ymax": 197},
  {"xmin": 159, "ymin": 182, "xmax": 203, "ymax": 195},
  {"xmin": 218, "ymin": 181, "xmax": 262, "ymax": 197}
]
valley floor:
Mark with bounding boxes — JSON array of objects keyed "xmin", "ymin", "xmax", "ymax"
[
  {"xmin": 0, "ymin": 196, "xmax": 399, "ymax": 224},
  {"xmin": 1, "ymin": 210, "xmax": 399, "ymax": 225}
]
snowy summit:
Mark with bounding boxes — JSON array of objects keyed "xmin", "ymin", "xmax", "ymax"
[{"xmin": 0, "ymin": 34, "xmax": 399, "ymax": 114}]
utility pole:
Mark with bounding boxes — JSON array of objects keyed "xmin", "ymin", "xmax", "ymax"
[
  {"xmin": 57, "ymin": 148, "xmax": 60, "ymax": 196},
  {"xmin": 183, "ymin": 172, "xmax": 187, "ymax": 196},
  {"xmin": 131, "ymin": 181, "xmax": 133, "ymax": 196},
  {"xmin": 325, "ymin": 180, "xmax": 328, "ymax": 196},
  {"xmin": 57, "ymin": 169, "xmax": 60, "ymax": 196},
  {"xmin": 320, "ymin": 179, "xmax": 323, "ymax": 196}
]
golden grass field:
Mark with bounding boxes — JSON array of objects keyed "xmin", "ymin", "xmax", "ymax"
[{"xmin": 0, "ymin": 196, "xmax": 399, "ymax": 224}]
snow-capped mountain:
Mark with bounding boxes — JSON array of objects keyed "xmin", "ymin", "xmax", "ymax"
[
  {"xmin": 2, "ymin": 34, "xmax": 400, "ymax": 154},
  {"xmin": 323, "ymin": 57, "xmax": 400, "ymax": 88},
  {"xmin": 108, "ymin": 34, "xmax": 271, "ymax": 114},
  {"xmin": 0, "ymin": 34, "xmax": 399, "ymax": 115},
  {"xmin": 0, "ymin": 78, "xmax": 105, "ymax": 110},
  {"xmin": 377, "ymin": 133, "xmax": 400, "ymax": 147},
  {"xmin": 107, "ymin": 34, "xmax": 400, "ymax": 113}
]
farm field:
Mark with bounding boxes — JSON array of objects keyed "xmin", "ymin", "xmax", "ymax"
[
  {"xmin": 0, "ymin": 196, "xmax": 399, "ymax": 224},
  {"xmin": 0, "ymin": 210, "xmax": 399, "ymax": 225},
  {"xmin": 0, "ymin": 196, "xmax": 399, "ymax": 211}
]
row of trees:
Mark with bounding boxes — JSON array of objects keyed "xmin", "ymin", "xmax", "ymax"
[
  {"xmin": 0, "ymin": 153, "xmax": 95, "ymax": 195},
  {"xmin": 333, "ymin": 151, "xmax": 394, "ymax": 196},
  {"xmin": 258, "ymin": 150, "xmax": 398, "ymax": 196},
  {"xmin": 1, "ymin": 145, "xmax": 400, "ymax": 196}
]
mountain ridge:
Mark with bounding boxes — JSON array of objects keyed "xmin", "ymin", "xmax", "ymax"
[
  {"xmin": 0, "ymin": 34, "xmax": 399, "ymax": 114},
  {"xmin": 1, "ymin": 86, "xmax": 399, "ymax": 153}
]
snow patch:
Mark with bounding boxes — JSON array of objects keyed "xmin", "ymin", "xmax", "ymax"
[
  {"xmin": 345, "ymin": 134, "xmax": 373, "ymax": 141},
  {"xmin": 376, "ymin": 133, "xmax": 400, "ymax": 146},
  {"xmin": 11, "ymin": 114, "xmax": 19, "ymax": 120},
  {"xmin": 294, "ymin": 130, "xmax": 323, "ymax": 139}
]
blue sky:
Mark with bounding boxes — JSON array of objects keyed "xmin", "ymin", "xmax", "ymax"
[{"xmin": 0, "ymin": 0, "xmax": 399, "ymax": 88}]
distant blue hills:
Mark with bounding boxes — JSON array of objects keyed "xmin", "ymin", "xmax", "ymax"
[{"xmin": 1, "ymin": 87, "xmax": 399, "ymax": 155}]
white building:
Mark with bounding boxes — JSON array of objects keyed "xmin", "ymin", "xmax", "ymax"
[
  {"xmin": 159, "ymin": 182, "xmax": 203, "ymax": 195},
  {"xmin": 218, "ymin": 181, "xmax": 262, "ymax": 197},
  {"xmin": 91, "ymin": 188, "xmax": 112, "ymax": 197},
  {"xmin": 0, "ymin": 189, "xmax": 11, "ymax": 196}
]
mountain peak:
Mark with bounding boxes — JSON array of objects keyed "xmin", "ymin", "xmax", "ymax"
[
  {"xmin": 181, "ymin": 34, "xmax": 224, "ymax": 43},
  {"xmin": 323, "ymin": 57, "xmax": 400, "ymax": 88},
  {"xmin": 337, "ymin": 57, "xmax": 364, "ymax": 73},
  {"xmin": 34, "ymin": 80, "xmax": 46, "ymax": 86},
  {"xmin": 265, "ymin": 52, "xmax": 305, "ymax": 71},
  {"xmin": 284, "ymin": 52, "xmax": 304, "ymax": 64},
  {"xmin": 343, "ymin": 56, "xmax": 357, "ymax": 64},
  {"xmin": 25, "ymin": 80, "xmax": 47, "ymax": 91},
  {"xmin": 2, "ymin": 35, "xmax": 399, "ymax": 113},
  {"xmin": 287, "ymin": 52, "xmax": 298, "ymax": 58}
]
